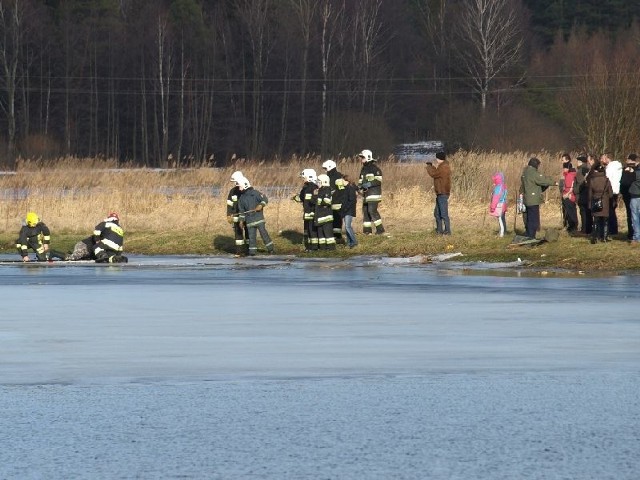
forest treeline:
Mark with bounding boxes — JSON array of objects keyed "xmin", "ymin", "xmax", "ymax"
[{"xmin": 0, "ymin": 0, "xmax": 639, "ymax": 168}]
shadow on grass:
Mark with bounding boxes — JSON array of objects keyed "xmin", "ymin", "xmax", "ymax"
[
  {"xmin": 213, "ymin": 235, "xmax": 236, "ymax": 254},
  {"xmin": 279, "ymin": 229, "xmax": 303, "ymax": 245}
]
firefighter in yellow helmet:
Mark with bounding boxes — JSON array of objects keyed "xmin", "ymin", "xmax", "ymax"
[{"xmin": 15, "ymin": 212, "xmax": 64, "ymax": 262}]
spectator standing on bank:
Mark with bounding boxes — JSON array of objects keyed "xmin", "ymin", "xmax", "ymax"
[
  {"xmin": 626, "ymin": 157, "xmax": 640, "ymax": 244},
  {"xmin": 561, "ymin": 162, "xmax": 578, "ymax": 233},
  {"xmin": 559, "ymin": 153, "xmax": 572, "ymax": 228},
  {"xmin": 520, "ymin": 157, "xmax": 557, "ymax": 239},
  {"xmin": 620, "ymin": 154, "xmax": 638, "ymax": 240},
  {"xmin": 489, "ymin": 172, "xmax": 508, "ymax": 237},
  {"xmin": 601, "ymin": 152, "xmax": 622, "ymax": 236},
  {"xmin": 588, "ymin": 161, "xmax": 613, "ymax": 244},
  {"xmin": 574, "ymin": 155, "xmax": 591, "ymax": 234},
  {"xmin": 426, "ymin": 151, "xmax": 452, "ymax": 235}
]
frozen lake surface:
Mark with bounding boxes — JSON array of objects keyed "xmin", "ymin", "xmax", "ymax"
[{"xmin": 1, "ymin": 255, "xmax": 639, "ymax": 479}]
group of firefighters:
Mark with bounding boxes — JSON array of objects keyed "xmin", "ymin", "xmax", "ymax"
[
  {"xmin": 227, "ymin": 149, "xmax": 386, "ymax": 256},
  {"xmin": 13, "ymin": 148, "xmax": 386, "ymax": 261},
  {"xmin": 14, "ymin": 211, "xmax": 127, "ymax": 263}
]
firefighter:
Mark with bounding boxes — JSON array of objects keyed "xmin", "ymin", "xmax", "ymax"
[
  {"xmin": 93, "ymin": 212, "xmax": 128, "ymax": 263},
  {"xmin": 227, "ymin": 170, "xmax": 250, "ymax": 256},
  {"xmin": 238, "ymin": 179, "xmax": 274, "ymax": 256},
  {"xmin": 315, "ymin": 174, "xmax": 336, "ymax": 249},
  {"xmin": 322, "ymin": 159, "xmax": 345, "ymax": 243},
  {"xmin": 15, "ymin": 212, "xmax": 65, "ymax": 261},
  {"xmin": 357, "ymin": 149, "xmax": 385, "ymax": 234},
  {"xmin": 293, "ymin": 168, "xmax": 319, "ymax": 251}
]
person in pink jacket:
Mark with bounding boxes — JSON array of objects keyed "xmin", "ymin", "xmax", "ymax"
[
  {"xmin": 561, "ymin": 162, "xmax": 578, "ymax": 233},
  {"xmin": 490, "ymin": 172, "xmax": 508, "ymax": 237}
]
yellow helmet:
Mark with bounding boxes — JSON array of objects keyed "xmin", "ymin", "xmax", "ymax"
[{"xmin": 26, "ymin": 212, "xmax": 39, "ymax": 227}]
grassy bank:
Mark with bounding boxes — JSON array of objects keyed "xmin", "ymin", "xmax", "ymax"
[{"xmin": 1, "ymin": 154, "xmax": 638, "ymax": 273}]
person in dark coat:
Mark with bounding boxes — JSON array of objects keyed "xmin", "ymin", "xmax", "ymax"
[
  {"xmin": 587, "ymin": 162, "xmax": 613, "ymax": 244},
  {"xmin": 620, "ymin": 154, "xmax": 638, "ymax": 240},
  {"xmin": 340, "ymin": 175, "xmax": 358, "ymax": 248},
  {"xmin": 574, "ymin": 155, "xmax": 592, "ymax": 234}
]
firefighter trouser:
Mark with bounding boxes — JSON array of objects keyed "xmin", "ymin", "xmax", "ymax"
[
  {"xmin": 248, "ymin": 222, "xmax": 274, "ymax": 255},
  {"xmin": 316, "ymin": 222, "xmax": 336, "ymax": 249},
  {"xmin": 233, "ymin": 221, "xmax": 249, "ymax": 254},
  {"xmin": 305, "ymin": 219, "xmax": 319, "ymax": 250},
  {"xmin": 362, "ymin": 201, "xmax": 384, "ymax": 234},
  {"xmin": 332, "ymin": 210, "xmax": 343, "ymax": 240}
]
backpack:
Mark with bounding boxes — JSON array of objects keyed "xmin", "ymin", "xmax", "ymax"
[{"xmin": 629, "ymin": 170, "xmax": 640, "ymax": 196}]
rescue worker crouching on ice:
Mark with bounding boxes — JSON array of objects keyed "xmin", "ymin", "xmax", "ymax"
[
  {"xmin": 357, "ymin": 149, "xmax": 385, "ymax": 235},
  {"xmin": 293, "ymin": 169, "xmax": 319, "ymax": 251},
  {"xmin": 237, "ymin": 178, "xmax": 274, "ymax": 256},
  {"xmin": 93, "ymin": 212, "xmax": 128, "ymax": 263},
  {"xmin": 315, "ymin": 174, "xmax": 337, "ymax": 250},
  {"xmin": 322, "ymin": 159, "xmax": 345, "ymax": 243},
  {"xmin": 227, "ymin": 170, "xmax": 249, "ymax": 256},
  {"xmin": 16, "ymin": 212, "xmax": 66, "ymax": 262}
]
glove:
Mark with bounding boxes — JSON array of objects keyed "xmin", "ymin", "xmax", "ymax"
[
  {"xmin": 255, "ymin": 204, "xmax": 263, "ymax": 212},
  {"xmin": 292, "ymin": 194, "xmax": 301, "ymax": 202},
  {"xmin": 227, "ymin": 215, "xmax": 234, "ymax": 224}
]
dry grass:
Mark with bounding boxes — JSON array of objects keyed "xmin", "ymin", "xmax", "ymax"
[{"xmin": 1, "ymin": 151, "xmax": 563, "ymax": 234}]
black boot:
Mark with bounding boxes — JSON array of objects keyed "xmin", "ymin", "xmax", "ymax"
[
  {"xmin": 590, "ymin": 223, "xmax": 598, "ymax": 244},
  {"xmin": 602, "ymin": 223, "xmax": 609, "ymax": 242}
]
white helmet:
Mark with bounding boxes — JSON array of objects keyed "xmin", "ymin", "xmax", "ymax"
[
  {"xmin": 358, "ymin": 149, "xmax": 373, "ymax": 162},
  {"xmin": 322, "ymin": 159, "xmax": 337, "ymax": 171},
  {"xmin": 230, "ymin": 170, "xmax": 244, "ymax": 183},
  {"xmin": 317, "ymin": 174, "xmax": 330, "ymax": 187},
  {"xmin": 239, "ymin": 177, "xmax": 251, "ymax": 190},
  {"xmin": 301, "ymin": 168, "xmax": 317, "ymax": 183}
]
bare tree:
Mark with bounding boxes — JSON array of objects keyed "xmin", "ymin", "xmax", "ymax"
[
  {"xmin": 352, "ymin": 0, "xmax": 386, "ymax": 113},
  {"xmin": 415, "ymin": 0, "xmax": 451, "ymax": 91},
  {"xmin": 561, "ymin": 39, "xmax": 640, "ymax": 158},
  {"xmin": 290, "ymin": 0, "xmax": 318, "ymax": 154},
  {"xmin": 0, "ymin": 0, "xmax": 27, "ymax": 167},
  {"xmin": 155, "ymin": 15, "xmax": 173, "ymax": 167},
  {"xmin": 237, "ymin": 0, "xmax": 274, "ymax": 157},
  {"xmin": 319, "ymin": 0, "xmax": 345, "ymax": 155},
  {"xmin": 455, "ymin": 0, "xmax": 524, "ymax": 111}
]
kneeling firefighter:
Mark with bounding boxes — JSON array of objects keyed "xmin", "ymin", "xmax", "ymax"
[{"xmin": 93, "ymin": 212, "xmax": 128, "ymax": 263}]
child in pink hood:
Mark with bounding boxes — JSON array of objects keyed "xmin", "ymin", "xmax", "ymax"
[{"xmin": 490, "ymin": 172, "xmax": 508, "ymax": 237}]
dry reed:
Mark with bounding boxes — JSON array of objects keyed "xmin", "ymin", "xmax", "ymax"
[{"xmin": 0, "ymin": 152, "xmax": 569, "ymax": 238}]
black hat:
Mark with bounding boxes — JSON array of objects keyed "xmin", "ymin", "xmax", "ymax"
[
  {"xmin": 627, "ymin": 153, "xmax": 638, "ymax": 162},
  {"xmin": 577, "ymin": 155, "xmax": 587, "ymax": 162},
  {"xmin": 435, "ymin": 151, "xmax": 446, "ymax": 161},
  {"xmin": 562, "ymin": 162, "xmax": 573, "ymax": 170},
  {"xmin": 528, "ymin": 157, "xmax": 541, "ymax": 168}
]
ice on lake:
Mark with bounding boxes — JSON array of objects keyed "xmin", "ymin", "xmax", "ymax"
[{"xmin": 1, "ymin": 254, "xmax": 638, "ymax": 479}]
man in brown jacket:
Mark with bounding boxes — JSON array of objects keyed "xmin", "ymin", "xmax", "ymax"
[{"xmin": 426, "ymin": 151, "xmax": 451, "ymax": 235}]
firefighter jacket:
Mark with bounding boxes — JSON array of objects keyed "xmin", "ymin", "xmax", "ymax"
[
  {"xmin": 93, "ymin": 219, "xmax": 124, "ymax": 252},
  {"xmin": 16, "ymin": 222, "xmax": 51, "ymax": 256},
  {"xmin": 238, "ymin": 187, "xmax": 268, "ymax": 227},
  {"xmin": 226, "ymin": 186, "xmax": 243, "ymax": 222},
  {"xmin": 315, "ymin": 186, "xmax": 333, "ymax": 225},
  {"xmin": 327, "ymin": 168, "xmax": 345, "ymax": 211},
  {"xmin": 358, "ymin": 162, "xmax": 383, "ymax": 203},
  {"xmin": 294, "ymin": 181, "xmax": 317, "ymax": 221}
]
